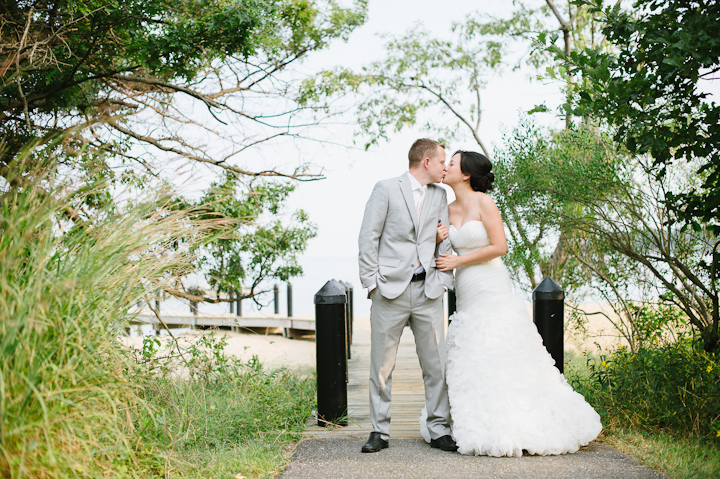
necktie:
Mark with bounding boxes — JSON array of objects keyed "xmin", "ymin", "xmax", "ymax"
[{"xmin": 417, "ymin": 185, "xmax": 427, "ymax": 223}]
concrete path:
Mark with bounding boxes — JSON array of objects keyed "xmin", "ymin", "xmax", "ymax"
[
  {"xmin": 280, "ymin": 438, "xmax": 668, "ymax": 479},
  {"xmin": 296, "ymin": 318, "xmax": 667, "ymax": 478}
]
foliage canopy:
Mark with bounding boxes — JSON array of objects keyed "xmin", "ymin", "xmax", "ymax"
[
  {"xmin": 1, "ymin": 0, "xmax": 367, "ymax": 181},
  {"xmin": 566, "ymin": 0, "xmax": 720, "ymax": 233}
]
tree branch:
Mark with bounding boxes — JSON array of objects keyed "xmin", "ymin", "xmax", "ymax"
[{"xmin": 108, "ymin": 122, "xmax": 323, "ymax": 181}]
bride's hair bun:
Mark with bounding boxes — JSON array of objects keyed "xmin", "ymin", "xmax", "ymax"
[{"xmin": 455, "ymin": 150, "xmax": 495, "ymax": 193}]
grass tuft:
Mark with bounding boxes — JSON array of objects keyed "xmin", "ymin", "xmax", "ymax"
[
  {"xmin": 128, "ymin": 334, "xmax": 316, "ymax": 478},
  {"xmin": 605, "ymin": 429, "xmax": 720, "ymax": 479}
]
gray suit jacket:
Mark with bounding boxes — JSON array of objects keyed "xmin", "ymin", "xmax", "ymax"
[{"xmin": 358, "ymin": 173, "xmax": 454, "ymax": 300}]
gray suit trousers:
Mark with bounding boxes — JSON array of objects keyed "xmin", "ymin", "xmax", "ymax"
[{"xmin": 369, "ymin": 280, "xmax": 451, "ymax": 440}]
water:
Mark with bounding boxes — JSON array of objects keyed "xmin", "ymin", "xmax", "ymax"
[
  {"xmin": 132, "ymin": 254, "xmax": 531, "ymax": 337},
  {"xmin": 218, "ymin": 255, "xmax": 370, "ymax": 318}
]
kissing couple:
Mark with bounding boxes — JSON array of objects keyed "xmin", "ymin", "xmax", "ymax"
[{"xmin": 358, "ymin": 138, "xmax": 602, "ymax": 457}]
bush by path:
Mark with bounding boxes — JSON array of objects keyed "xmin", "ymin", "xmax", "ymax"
[
  {"xmin": 569, "ymin": 343, "xmax": 720, "ymax": 441},
  {"xmin": 565, "ymin": 343, "xmax": 720, "ymax": 479}
]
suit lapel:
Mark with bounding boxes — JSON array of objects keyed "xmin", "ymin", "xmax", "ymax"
[
  {"xmin": 398, "ymin": 176, "xmax": 419, "ymax": 235},
  {"xmin": 418, "ymin": 184, "xmax": 435, "ymax": 236}
]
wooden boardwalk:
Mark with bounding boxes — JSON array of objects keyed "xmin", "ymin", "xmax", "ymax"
[
  {"xmin": 304, "ymin": 316, "xmax": 429, "ymax": 439},
  {"xmin": 129, "ymin": 308, "xmax": 315, "ymax": 335}
]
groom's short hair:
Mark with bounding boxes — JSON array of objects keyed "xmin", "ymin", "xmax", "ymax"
[{"xmin": 408, "ymin": 139, "xmax": 444, "ymax": 168}]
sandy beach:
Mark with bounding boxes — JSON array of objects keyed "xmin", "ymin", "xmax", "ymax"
[
  {"xmin": 121, "ymin": 327, "xmax": 318, "ymax": 373},
  {"xmin": 121, "ymin": 303, "xmax": 635, "ymax": 373}
]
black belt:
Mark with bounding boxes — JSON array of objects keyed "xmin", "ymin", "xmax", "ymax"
[{"xmin": 410, "ymin": 271, "xmax": 426, "ymax": 282}]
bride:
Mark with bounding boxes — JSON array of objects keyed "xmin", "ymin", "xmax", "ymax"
[{"xmin": 422, "ymin": 150, "xmax": 602, "ymax": 457}]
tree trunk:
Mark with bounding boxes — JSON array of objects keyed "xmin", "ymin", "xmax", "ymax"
[
  {"xmin": 563, "ymin": 27, "xmax": 573, "ymax": 130},
  {"xmin": 543, "ymin": 231, "xmax": 570, "ymax": 281}
]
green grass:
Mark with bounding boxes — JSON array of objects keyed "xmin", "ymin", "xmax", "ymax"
[
  {"xmin": 179, "ymin": 442, "xmax": 296, "ymax": 478},
  {"xmin": 604, "ymin": 429, "xmax": 720, "ymax": 479},
  {"xmin": 129, "ymin": 334, "xmax": 316, "ymax": 478},
  {"xmin": 564, "ymin": 347, "xmax": 720, "ymax": 479},
  {"xmin": 0, "ymin": 160, "xmax": 315, "ymax": 478}
]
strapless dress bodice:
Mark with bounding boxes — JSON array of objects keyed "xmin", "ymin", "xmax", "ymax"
[{"xmin": 449, "ymin": 220, "xmax": 490, "ymax": 255}]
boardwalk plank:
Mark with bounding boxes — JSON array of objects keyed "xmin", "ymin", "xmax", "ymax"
[{"xmin": 305, "ymin": 317, "xmax": 429, "ymax": 439}]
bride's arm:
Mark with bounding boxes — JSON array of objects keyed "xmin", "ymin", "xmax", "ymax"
[{"xmin": 436, "ymin": 195, "xmax": 507, "ymax": 271}]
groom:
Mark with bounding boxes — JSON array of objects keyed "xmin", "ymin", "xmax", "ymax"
[{"xmin": 358, "ymin": 138, "xmax": 456, "ymax": 453}]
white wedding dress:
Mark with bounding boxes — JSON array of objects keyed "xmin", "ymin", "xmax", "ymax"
[{"xmin": 421, "ymin": 220, "xmax": 602, "ymax": 457}]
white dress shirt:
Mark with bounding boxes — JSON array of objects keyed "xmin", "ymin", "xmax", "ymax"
[{"xmin": 406, "ymin": 172, "xmax": 428, "ymax": 275}]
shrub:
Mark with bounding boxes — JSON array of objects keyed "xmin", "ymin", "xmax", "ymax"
[
  {"xmin": 128, "ymin": 334, "xmax": 316, "ymax": 453},
  {"xmin": 570, "ymin": 343, "xmax": 720, "ymax": 441}
]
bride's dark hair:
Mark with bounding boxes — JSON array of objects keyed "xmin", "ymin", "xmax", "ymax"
[{"xmin": 454, "ymin": 150, "xmax": 495, "ymax": 192}]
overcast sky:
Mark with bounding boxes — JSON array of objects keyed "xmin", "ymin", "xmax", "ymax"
[
  {"xmin": 280, "ymin": 0, "xmax": 566, "ymax": 259},
  {"xmin": 170, "ymin": 0, "xmax": 718, "ymax": 314}
]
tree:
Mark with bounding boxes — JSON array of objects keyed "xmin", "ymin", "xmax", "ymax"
[
  {"xmin": 1, "ymin": 0, "xmax": 367, "ymax": 183},
  {"xmin": 541, "ymin": 125, "xmax": 719, "ymax": 353},
  {"xmin": 1, "ymin": 0, "xmax": 366, "ymax": 308},
  {"xmin": 300, "ymin": 20, "xmax": 507, "ymax": 156},
  {"xmin": 300, "ymin": 2, "xmax": 617, "ymax": 288},
  {"xmin": 169, "ymin": 173, "xmax": 317, "ymax": 304},
  {"xmin": 491, "ymin": 117, "xmax": 565, "ymax": 288},
  {"xmin": 565, "ymin": 0, "xmax": 720, "ymax": 235}
]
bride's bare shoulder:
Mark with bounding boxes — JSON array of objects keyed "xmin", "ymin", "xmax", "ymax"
[
  {"xmin": 475, "ymin": 191, "xmax": 496, "ymax": 206},
  {"xmin": 476, "ymin": 192, "xmax": 500, "ymax": 216}
]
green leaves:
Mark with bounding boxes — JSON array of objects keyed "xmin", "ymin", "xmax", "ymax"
[
  {"xmin": 527, "ymin": 103, "xmax": 550, "ymax": 115},
  {"xmin": 1, "ymin": 0, "xmax": 367, "ymax": 184},
  {"xmin": 188, "ymin": 173, "xmax": 317, "ymax": 298},
  {"xmin": 566, "ymin": 0, "xmax": 720, "ymax": 234},
  {"xmin": 299, "ymin": 15, "xmax": 511, "ymax": 154},
  {"xmin": 572, "ymin": 343, "xmax": 720, "ymax": 440}
]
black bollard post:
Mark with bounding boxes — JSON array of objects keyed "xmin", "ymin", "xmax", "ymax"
[
  {"xmin": 314, "ymin": 280, "xmax": 348, "ymax": 426},
  {"xmin": 154, "ymin": 294, "xmax": 162, "ymax": 335},
  {"xmin": 348, "ymin": 283, "xmax": 354, "ymax": 345},
  {"xmin": 339, "ymin": 281, "xmax": 352, "ymax": 359},
  {"xmin": 190, "ymin": 300, "xmax": 198, "ymax": 330},
  {"xmin": 287, "ymin": 282, "xmax": 293, "ymax": 317},
  {"xmin": 283, "ymin": 283, "xmax": 294, "ymax": 338},
  {"xmin": 447, "ymin": 289, "xmax": 457, "ymax": 325},
  {"xmin": 331, "ymin": 280, "xmax": 349, "ymax": 361},
  {"xmin": 274, "ymin": 284, "xmax": 280, "ymax": 315},
  {"xmin": 228, "ymin": 292, "xmax": 235, "ymax": 332},
  {"xmin": 533, "ymin": 276, "xmax": 565, "ymax": 374}
]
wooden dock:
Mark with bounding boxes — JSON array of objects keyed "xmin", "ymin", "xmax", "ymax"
[
  {"xmin": 304, "ymin": 316, "xmax": 427, "ymax": 439},
  {"xmin": 129, "ymin": 309, "xmax": 315, "ymax": 335}
]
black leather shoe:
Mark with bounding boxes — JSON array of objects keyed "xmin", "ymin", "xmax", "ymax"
[
  {"xmin": 361, "ymin": 432, "xmax": 389, "ymax": 453},
  {"xmin": 430, "ymin": 435, "xmax": 458, "ymax": 452}
]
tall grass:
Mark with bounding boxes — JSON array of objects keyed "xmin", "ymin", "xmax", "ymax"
[
  {"xmin": 0, "ymin": 159, "xmax": 209, "ymax": 477},
  {"xmin": 0, "ymin": 158, "xmax": 317, "ymax": 478},
  {"xmin": 0, "ymin": 174, "xmax": 186, "ymax": 477}
]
